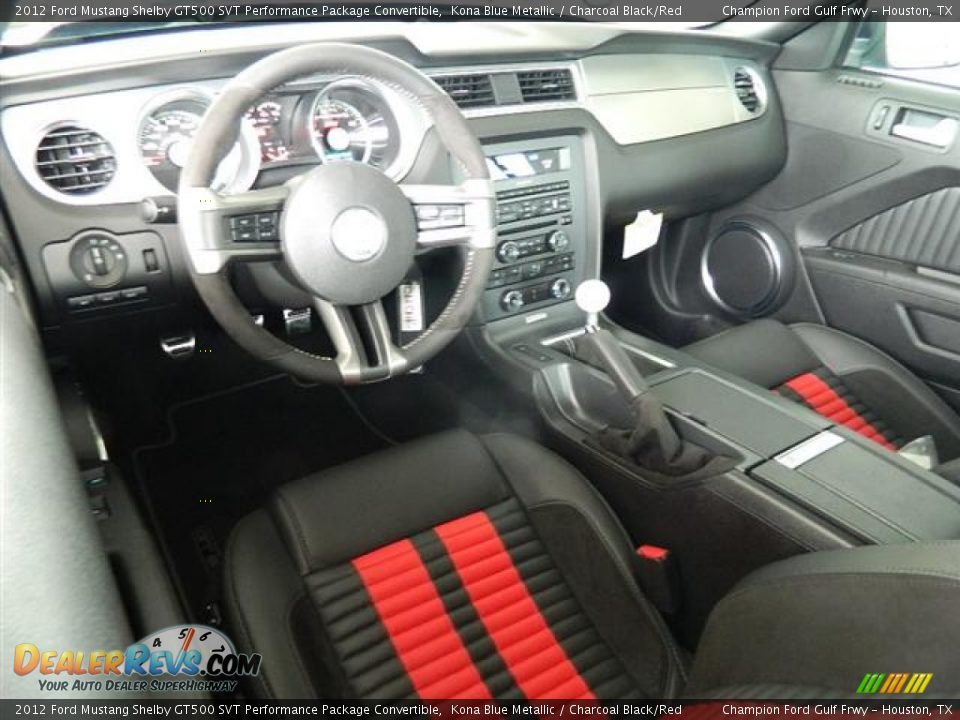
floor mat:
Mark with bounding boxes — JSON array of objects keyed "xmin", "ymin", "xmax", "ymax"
[{"xmin": 133, "ymin": 375, "xmax": 390, "ymax": 621}]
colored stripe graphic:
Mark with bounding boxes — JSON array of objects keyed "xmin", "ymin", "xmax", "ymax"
[
  {"xmin": 904, "ymin": 673, "xmax": 934, "ymax": 694},
  {"xmin": 353, "ymin": 539, "xmax": 492, "ymax": 700},
  {"xmin": 892, "ymin": 674, "xmax": 909, "ymax": 694},
  {"xmin": 435, "ymin": 511, "xmax": 595, "ymax": 700},
  {"xmin": 857, "ymin": 673, "xmax": 885, "ymax": 694},
  {"xmin": 857, "ymin": 672, "xmax": 932, "ymax": 694},
  {"xmin": 783, "ymin": 373, "xmax": 898, "ymax": 450}
]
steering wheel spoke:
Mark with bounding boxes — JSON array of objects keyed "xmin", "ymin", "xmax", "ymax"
[
  {"xmin": 401, "ymin": 179, "xmax": 496, "ymax": 251},
  {"xmin": 314, "ymin": 298, "xmax": 408, "ymax": 384},
  {"xmin": 180, "ymin": 184, "xmax": 288, "ymax": 273}
]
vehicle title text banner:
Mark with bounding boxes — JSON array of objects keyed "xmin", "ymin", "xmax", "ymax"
[{"xmin": 3, "ymin": 0, "xmax": 958, "ymax": 24}]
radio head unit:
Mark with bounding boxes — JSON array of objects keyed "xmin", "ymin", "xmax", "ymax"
[{"xmin": 479, "ymin": 136, "xmax": 587, "ymax": 323}]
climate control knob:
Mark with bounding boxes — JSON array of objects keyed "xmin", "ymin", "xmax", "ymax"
[
  {"xmin": 547, "ymin": 230, "xmax": 570, "ymax": 253},
  {"xmin": 500, "ymin": 290, "xmax": 525, "ymax": 313},
  {"xmin": 550, "ymin": 278, "xmax": 572, "ymax": 300},
  {"xmin": 497, "ymin": 241, "xmax": 521, "ymax": 264}
]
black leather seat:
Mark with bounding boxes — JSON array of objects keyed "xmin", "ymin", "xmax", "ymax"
[
  {"xmin": 684, "ymin": 320, "xmax": 960, "ymax": 467},
  {"xmin": 226, "ymin": 430, "xmax": 960, "ymax": 699}
]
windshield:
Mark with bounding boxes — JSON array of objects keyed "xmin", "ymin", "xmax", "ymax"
[
  {"xmin": 1, "ymin": 18, "xmax": 710, "ymax": 49},
  {"xmin": 0, "ymin": 21, "xmax": 206, "ymax": 47}
]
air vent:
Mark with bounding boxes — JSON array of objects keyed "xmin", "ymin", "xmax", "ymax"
[
  {"xmin": 433, "ymin": 74, "xmax": 495, "ymax": 109},
  {"xmin": 35, "ymin": 125, "xmax": 116, "ymax": 195},
  {"xmin": 733, "ymin": 68, "xmax": 763, "ymax": 114},
  {"xmin": 517, "ymin": 69, "xmax": 576, "ymax": 103}
]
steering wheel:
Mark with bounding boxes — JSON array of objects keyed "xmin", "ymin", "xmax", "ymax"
[{"xmin": 178, "ymin": 44, "xmax": 495, "ymax": 384}]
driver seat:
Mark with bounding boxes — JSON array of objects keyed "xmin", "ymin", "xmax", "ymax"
[{"xmin": 225, "ymin": 430, "xmax": 960, "ymax": 699}]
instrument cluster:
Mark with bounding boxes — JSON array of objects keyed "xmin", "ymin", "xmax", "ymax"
[{"xmin": 136, "ymin": 79, "xmax": 403, "ymax": 194}]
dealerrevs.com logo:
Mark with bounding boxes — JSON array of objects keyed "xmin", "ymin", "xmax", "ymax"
[{"xmin": 13, "ymin": 625, "xmax": 262, "ymax": 694}]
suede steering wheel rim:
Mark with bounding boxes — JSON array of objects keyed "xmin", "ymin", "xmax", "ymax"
[{"xmin": 178, "ymin": 43, "xmax": 495, "ymax": 385}]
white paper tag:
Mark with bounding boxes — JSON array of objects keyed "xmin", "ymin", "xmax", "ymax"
[
  {"xmin": 622, "ymin": 210, "xmax": 663, "ymax": 259},
  {"xmin": 399, "ymin": 282, "xmax": 424, "ymax": 333}
]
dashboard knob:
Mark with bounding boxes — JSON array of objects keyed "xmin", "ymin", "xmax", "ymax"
[
  {"xmin": 497, "ymin": 241, "xmax": 521, "ymax": 264},
  {"xmin": 550, "ymin": 278, "xmax": 572, "ymax": 300},
  {"xmin": 500, "ymin": 290, "xmax": 525, "ymax": 313},
  {"xmin": 547, "ymin": 230, "xmax": 570, "ymax": 252},
  {"xmin": 69, "ymin": 232, "xmax": 128, "ymax": 289}
]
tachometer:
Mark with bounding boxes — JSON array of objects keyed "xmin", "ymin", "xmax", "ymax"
[
  {"xmin": 310, "ymin": 97, "xmax": 373, "ymax": 165},
  {"xmin": 137, "ymin": 91, "xmax": 259, "ymax": 194}
]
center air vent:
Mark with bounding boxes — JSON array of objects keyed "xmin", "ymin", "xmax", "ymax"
[
  {"xmin": 517, "ymin": 69, "xmax": 576, "ymax": 103},
  {"xmin": 733, "ymin": 68, "xmax": 763, "ymax": 114},
  {"xmin": 35, "ymin": 125, "xmax": 116, "ymax": 195},
  {"xmin": 433, "ymin": 74, "xmax": 495, "ymax": 109}
]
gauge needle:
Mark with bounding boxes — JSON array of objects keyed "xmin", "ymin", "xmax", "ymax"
[{"xmin": 180, "ymin": 627, "xmax": 196, "ymax": 652}]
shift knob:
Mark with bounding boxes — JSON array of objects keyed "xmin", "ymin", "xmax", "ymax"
[{"xmin": 575, "ymin": 279, "xmax": 611, "ymax": 328}]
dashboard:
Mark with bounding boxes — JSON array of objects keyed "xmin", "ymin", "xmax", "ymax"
[{"xmin": 0, "ymin": 23, "xmax": 786, "ymax": 336}]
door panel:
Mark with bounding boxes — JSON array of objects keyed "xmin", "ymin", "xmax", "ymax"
[
  {"xmin": 804, "ymin": 248, "xmax": 960, "ymax": 411},
  {"xmin": 770, "ymin": 57, "xmax": 960, "ymax": 408},
  {"xmin": 677, "ymin": 22, "xmax": 960, "ymax": 410}
]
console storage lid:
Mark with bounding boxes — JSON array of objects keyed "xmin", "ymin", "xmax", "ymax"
[{"xmin": 752, "ymin": 433, "xmax": 960, "ymax": 543}]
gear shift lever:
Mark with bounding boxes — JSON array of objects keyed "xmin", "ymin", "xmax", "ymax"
[
  {"xmin": 575, "ymin": 279, "xmax": 610, "ymax": 332},
  {"xmin": 574, "ymin": 279, "xmax": 652, "ymax": 404},
  {"xmin": 573, "ymin": 280, "xmax": 712, "ymax": 476}
]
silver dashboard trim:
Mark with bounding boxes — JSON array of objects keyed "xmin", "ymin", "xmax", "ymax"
[
  {"xmin": 136, "ymin": 86, "xmax": 262, "ymax": 196},
  {"xmin": 1, "ymin": 75, "xmax": 429, "ymax": 208},
  {"xmin": 3, "ymin": 79, "xmax": 226, "ymax": 206}
]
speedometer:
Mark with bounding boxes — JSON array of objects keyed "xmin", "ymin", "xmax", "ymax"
[
  {"xmin": 306, "ymin": 80, "xmax": 398, "ymax": 171},
  {"xmin": 137, "ymin": 91, "xmax": 259, "ymax": 194},
  {"xmin": 310, "ymin": 98, "xmax": 373, "ymax": 165}
]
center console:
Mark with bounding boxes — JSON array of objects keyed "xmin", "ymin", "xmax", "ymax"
[
  {"xmin": 479, "ymin": 136, "xmax": 589, "ymax": 323},
  {"xmin": 474, "ymin": 280, "xmax": 960, "ymax": 638}
]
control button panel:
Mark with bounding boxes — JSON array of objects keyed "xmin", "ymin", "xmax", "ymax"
[
  {"xmin": 479, "ymin": 135, "xmax": 586, "ymax": 322},
  {"xmin": 67, "ymin": 285, "xmax": 149, "ymax": 312},
  {"xmin": 496, "ymin": 272, "xmax": 576, "ymax": 315},
  {"xmin": 228, "ymin": 212, "xmax": 279, "ymax": 243},
  {"xmin": 488, "ymin": 253, "xmax": 574, "ymax": 289},
  {"xmin": 496, "ymin": 184, "xmax": 571, "ymax": 224},
  {"xmin": 495, "ymin": 232, "xmax": 574, "ymax": 264},
  {"xmin": 415, "ymin": 204, "xmax": 465, "ymax": 230},
  {"xmin": 43, "ymin": 230, "xmax": 173, "ymax": 321}
]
